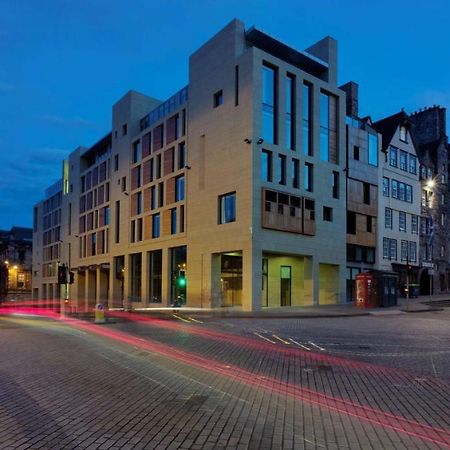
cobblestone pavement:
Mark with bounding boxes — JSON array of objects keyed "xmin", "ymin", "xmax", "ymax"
[{"xmin": 0, "ymin": 309, "xmax": 449, "ymax": 449}]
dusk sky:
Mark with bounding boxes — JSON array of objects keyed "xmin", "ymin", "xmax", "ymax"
[{"xmin": 1, "ymin": 0, "xmax": 449, "ymax": 230}]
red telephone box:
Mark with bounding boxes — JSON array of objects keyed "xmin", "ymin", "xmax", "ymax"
[{"xmin": 355, "ymin": 273, "xmax": 378, "ymax": 308}]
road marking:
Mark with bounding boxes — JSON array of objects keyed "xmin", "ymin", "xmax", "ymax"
[
  {"xmin": 172, "ymin": 314, "xmax": 191, "ymax": 323},
  {"xmin": 288, "ymin": 338, "xmax": 311, "ymax": 351},
  {"xmin": 308, "ymin": 341, "xmax": 325, "ymax": 351},
  {"xmin": 272, "ymin": 334, "xmax": 291, "ymax": 345},
  {"xmin": 254, "ymin": 332, "xmax": 277, "ymax": 344},
  {"xmin": 187, "ymin": 316, "xmax": 203, "ymax": 323}
]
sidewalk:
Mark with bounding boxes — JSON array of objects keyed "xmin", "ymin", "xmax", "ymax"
[{"xmin": 127, "ymin": 294, "xmax": 448, "ymax": 320}]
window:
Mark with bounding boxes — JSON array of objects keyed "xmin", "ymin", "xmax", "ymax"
[
  {"xmin": 114, "ymin": 154, "xmax": 119, "ymax": 171},
  {"xmin": 130, "ymin": 220, "xmax": 136, "ymax": 243},
  {"xmin": 391, "ymin": 179, "xmax": 398, "ymax": 199},
  {"xmin": 213, "ymin": 90, "xmax": 223, "ymax": 107},
  {"xmin": 347, "ymin": 211, "xmax": 356, "ymax": 234},
  {"xmin": 399, "ymin": 150, "xmax": 407, "ymax": 171},
  {"xmin": 405, "ymin": 184, "xmax": 412, "ymax": 203},
  {"xmin": 442, "ymin": 173, "xmax": 446, "ymax": 184},
  {"xmin": 385, "ymin": 207, "xmax": 392, "ymax": 229},
  {"xmin": 399, "ymin": 125, "xmax": 407, "ymax": 142},
  {"xmin": 401, "ymin": 240, "xmax": 408, "ymax": 261},
  {"xmin": 442, "ymin": 193, "xmax": 446, "ymax": 205},
  {"xmin": 262, "ymin": 150, "xmax": 272, "ymax": 182},
  {"xmin": 121, "ymin": 176, "xmax": 126, "ymax": 192},
  {"xmin": 320, "ymin": 93, "xmax": 329, "ymax": 161},
  {"xmin": 137, "ymin": 218, "xmax": 143, "ymax": 242},
  {"xmin": 411, "ymin": 215, "xmax": 418, "ymax": 234},
  {"xmin": 158, "ymin": 182, "xmax": 164, "ymax": 208},
  {"xmin": 323, "ymin": 206, "xmax": 333, "ymax": 222},
  {"xmin": 366, "ymin": 216, "xmax": 372, "ymax": 232},
  {"xmin": 382, "ymin": 177, "xmax": 390, "ymax": 197},
  {"xmin": 156, "ymin": 154, "xmax": 162, "ymax": 179},
  {"xmin": 132, "ymin": 140, "xmax": 141, "ymax": 164},
  {"xmin": 219, "ymin": 192, "xmax": 236, "ymax": 224},
  {"xmin": 332, "ymin": 171, "xmax": 339, "ymax": 199},
  {"xmin": 399, "ymin": 182, "xmax": 406, "ymax": 201},
  {"xmin": 122, "ymin": 123, "xmax": 127, "ymax": 136},
  {"xmin": 286, "ymin": 74, "xmax": 295, "ymax": 150},
  {"xmin": 304, "ymin": 162, "xmax": 313, "ymax": 192},
  {"xmin": 137, "ymin": 192, "xmax": 142, "ymax": 215},
  {"xmin": 291, "ymin": 159, "xmax": 299, "ymax": 188},
  {"xmin": 302, "ymin": 83, "xmax": 311, "ymax": 155},
  {"xmin": 353, "ymin": 145, "xmax": 360, "ymax": 161},
  {"xmin": 115, "ymin": 201, "xmax": 120, "ymax": 243},
  {"xmin": 262, "ymin": 64, "xmax": 277, "ymax": 144},
  {"xmin": 368, "ymin": 133, "xmax": 378, "ymax": 166},
  {"xmin": 277, "ymin": 154, "xmax": 286, "ymax": 185},
  {"xmin": 152, "ymin": 214, "xmax": 160, "ymax": 238},
  {"xmin": 441, "ymin": 245, "xmax": 445, "ymax": 258},
  {"xmin": 147, "ymin": 186, "xmax": 154, "ymax": 210},
  {"xmin": 235, "ymin": 65, "xmax": 239, "ymax": 106},
  {"xmin": 390, "ymin": 239, "xmax": 397, "ymax": 260},
  {"xmin": 171, "ymin": 208, "xmax": 177, "ymax": 235},
  {"xmin": 409, "ymin": 242, "xmax": 417, "ymax": 262},
  {"xmin": 383, "ymin": 238, "xmax": 389, "ymax": 259},
  {"xmin": 441, "ymin": 213, "xmax": 446, "ymax": 226},
  {"xmin": 175, "ymin": 176, "xmax": 185, "ymax": 202},
  {"xmin": 178, "ymin": 143, "xmax": 186, "ymax": 170},
  {"xmin": 399, "ymin": 211, "xmax": 406, "ymax": 232},
  {"xmin": 363, "ymin": 182, "xmax": 370, "ymax": 205},
  {"xmin": 409, "ymin": 155, "xmax": 417, "ymax": 174},
  {"xmin": 389, "ymin": 146, "xmax": 398, "ymax": 167}
]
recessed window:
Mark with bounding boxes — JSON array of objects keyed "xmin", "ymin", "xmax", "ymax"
[
  {"xmin": 262, "ymin": 150, "xmax": 273, "ymax": 182},
  {"xmin": 400, "ymin": 125, "xmax": 407, "ymax": 142},
  {"xmin": 114, "ymin": 154, "xmax": 119, "ymax": 171},
  {"xmin": 363, "ymin": 182, "xmax": 370, "ymax": 205},
  {"xmin": 175, "ymin": 176, "xmax": 185, "ymax": 202},
  {"xmin": 218, "ymin": 192, "xmax": 236, "ymax": 224},
  {"xmin": 323, "ymin": 206, "xmax": 333, "ymax": 222},
  {"xmin": 353, "ymin": 145, "xmax": 360, "ymax": 160},
  {"xmin": 304, "ymin": 162, "xmax": 313, "ymax": 192},
  {"xmin": 213, "ymin": 90, "xmax": 223, "ymax": 108},
  {"xmin": 152, "ymin": 213, "xmax": 160, "ymax": 238},
  {"xmin": 122, "ymin": 124, "xmax": 127, "ymax": 136}
]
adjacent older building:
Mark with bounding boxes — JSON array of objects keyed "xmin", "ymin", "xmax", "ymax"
[
  {"xmin": 32, "ymin": 19, "xmax": 348, "ymax": 311},
  {"xmin": 0, "ymin": 226, "xmax": 32, "ymax": 301},
  {"xmin": 409, "ymin": 106, "xmax": 450, "ymax": 294},
  {"xmin": 374, "ymin": 112, "xmax": 421, "ymax": 287}
]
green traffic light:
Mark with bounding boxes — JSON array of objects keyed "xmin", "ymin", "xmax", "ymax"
[{"xmin": 177, "ymin": 277, "xmax": 186, "ymax": 288}]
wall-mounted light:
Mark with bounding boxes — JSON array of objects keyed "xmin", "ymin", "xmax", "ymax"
[
  {"xmin": 244, "ymin": 138, "xmax": 252, "ymax": 144},
  {"xmin": 256, "ymin": 138, "xmax": 264, "ymax": 145},
  {"xmin": 185, "ymin": 165, "xmax": 191, "ymax": 170},
  {"xmin": 123, "ymin": 192, "xmax": 129, "ymax": 196}
]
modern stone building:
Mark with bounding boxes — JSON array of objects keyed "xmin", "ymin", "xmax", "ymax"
[
  {"xmin": 340, "ymin": 82, "xmax": 380, "ymax": 301},
  {"xmin": 409, "ymin": 106, "xmax": 450, "ymax": 294},
  {"xmin": 32, "ymin": 19, "xmax": 348, "ymax": 311},
  {"xmin": 373, "ymin": 112, "xmax": 421, "ymax": 287}
]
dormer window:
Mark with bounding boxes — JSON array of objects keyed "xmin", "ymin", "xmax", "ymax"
[{"xmin": 400, "ymin": 125, "xmax": 407, "ymax": 142}]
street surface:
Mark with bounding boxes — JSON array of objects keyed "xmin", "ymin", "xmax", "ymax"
[{"xmin": 0, "ymin": 306, "xmax": 449, "ymax": 449}]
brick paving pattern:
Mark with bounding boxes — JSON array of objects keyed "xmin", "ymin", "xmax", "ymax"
[{"xmin": 0, "ymin": 310, "xmax": 449, "ymax": 449}]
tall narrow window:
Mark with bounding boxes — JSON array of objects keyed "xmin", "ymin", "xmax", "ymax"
[
  {"xmin": 385, "ymin": 207, "xmax": 392, "ymax": 229},
  {"xmin": 303, "ymin": 82, "xmax": 312, "ymax": 156},
  {"xmin": 132, "ymin": 140, "xmax": 141, "ymax": 164},
  {"xmin": 115, "ymin": 201, "xmax": 120, "ymax": 243},
  {"xmin": 178, "ymin": 143, "xmax": 186, "ymax": 170},
  {"xmin": 382, "ymin": 177, "xmax": 390, "ymax": 197},
  {"xmin": 368, "ymin": 133, "xmax": 378, "ymax": 166},
  {"xmin": 262, "ymin": 150, "xmax": 272, "ymax": 182},
  {"xmin": 175, "ymin": 176, "xmax": 185, "ymax": 201},
  {"xmin": 291, "ymin": 158, "xmax": 299, "ymax": 188},
  {"xmin": 218, "ymin": 192, "xmax": 236, "ymax": 224},
  {"xmin": 262, "ymin": 64, "xmax": 277, "ymax": 144},
  {"xmin": 320, "ymin": 92, "xmax": 338, "ymax": 163},
  {"xmin": 171, "ymin": 208, "xmax": 177, "ymax": 235},
  {"xmin": 399, "ymin": 150, "xmax": 407, "ymax": 171},
  {"xmin": 277, "ymin": 154, "xmax": 286, "ymax": 185},
  {"xmin": 332, "ymin": 171, "xmax": 339, "ymax": 199},
  {"xmin": 235, "ymin": 65, "xmax": 239, "ymax": 106},
  {"xmin": 304, "ymin": 162, "xmax": 313, "ymax": 192},
  {"xmin": 152, "ymin": 214, "xmax": 160, "ymax": 238},
  {"xmin": 213, "ymin": 90, "xmax": 223, "ymax": 107},
  {"xmin": 286, "ymin": 74, "xmax": 295, "ymax": 150},
  {"xmin": 399, "ymin": 211, "xmax": 406, "ymax": 232},
  {"xmin": 389, "ymin": 146, "xmax": 398, "ymax": 167},
  {"xmin": 363, "ymin": 182, "xmax": 370, "ymax": 205}
]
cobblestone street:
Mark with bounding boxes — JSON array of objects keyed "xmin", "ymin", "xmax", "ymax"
[{"xmin": 1, "ymin": 309, "xmax": 449, "ymax": 449}]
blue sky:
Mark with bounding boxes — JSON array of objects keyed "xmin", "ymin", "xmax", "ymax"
[{"xmin": 0, "ymin": 0, "xmax": 449, "ymax": 229}]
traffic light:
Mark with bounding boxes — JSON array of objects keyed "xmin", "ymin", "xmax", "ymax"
[
  {"xmin": 176, "ymin": 270, "xmax": 186, "ymax": 289},
  {"xmin": 69, "ymin": 271, "xmax": 75, "ymax": 284},
  {"xmin": 57, "ymin": 264, "xmax": 68, "ymax": 284}
]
